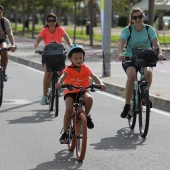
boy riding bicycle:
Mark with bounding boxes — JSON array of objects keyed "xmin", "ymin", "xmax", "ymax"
[{"xmin": 55, "ymin": 44, "xmax": 106, "ymax": 144}]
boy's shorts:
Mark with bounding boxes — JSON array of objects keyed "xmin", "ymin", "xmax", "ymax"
[{"xmin": 64, "ymin": 92, "xmax": 83, "ymax": 102}]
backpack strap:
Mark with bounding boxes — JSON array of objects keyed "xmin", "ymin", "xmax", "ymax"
[
  {"xmin": 125, "ymin": 24, "xmax": 152, "ymax": 48},
  {"xmin": 145, "ymin": 24, "xmax": 152, "ymax": 47},
  {"xmin": 125, "ymin": 26, "xmax": 132, "ymax": 48},
  {"xmin": 1, "ymin": 17, "xmax": 7, "ymax": 35}
]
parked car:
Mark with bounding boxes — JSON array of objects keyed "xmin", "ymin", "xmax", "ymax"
[{"xmin": 155, "ymin": 16, "xmax": 170, "ymax": 29}]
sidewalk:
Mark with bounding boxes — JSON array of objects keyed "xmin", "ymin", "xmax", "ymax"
[{"xmin": 8, "ymin": 36, "xmax": 170, "ymax": 112}]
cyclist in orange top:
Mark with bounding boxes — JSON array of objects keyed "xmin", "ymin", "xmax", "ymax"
[
  {"xmin": 34, "ymin": 13, "xmax": 72, "ymax": 105},
  {"xmin": 55, "ymin": 44, "xmax": 106, "ymax": 143}
]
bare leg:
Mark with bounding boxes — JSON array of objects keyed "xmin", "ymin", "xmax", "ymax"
[
  {"xmin": 125, "ymin": 67, "xmax": 137, "ymax": 104},
  {"xmin": 43, "ymin": 64, "xmax": 52, "ymax": 96},
  {"xmin": 0, "ymin": 42, "xmax": 8, "ymax": 72},
  {"xmin": 63, "ymin": 97, "xmax": 74, "ymax": 132},
  {"xmin": 144, "ymin": 67, "xmax": 153, "ymax": 88},
  {"xmin": 84, "ymin": 93, "xmax": 93, "ymax": 115}
]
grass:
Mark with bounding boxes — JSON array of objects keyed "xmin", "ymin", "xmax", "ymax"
[{"xmin": 12, "ymin": 23, "xmax": 170, "ymax": 45}]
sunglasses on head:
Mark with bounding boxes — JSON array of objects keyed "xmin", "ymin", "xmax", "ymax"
[
  {"xmin": 47, "ymin": 19, "xmax": 57, "ymax": 23},
  {"xmin": 132, "ymin": 15, "xmax": 143, "ymax": 20}
]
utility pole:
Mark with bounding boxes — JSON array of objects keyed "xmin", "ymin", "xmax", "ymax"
[
  {"xmin": 101, "ymin": 0, "xmax": 112, "ymax": 77},
  {"xmin": 89, "ymin": 0, "xmax": 93, "ymax": 46},
  {"xmin": 148, "ymin": 0, "xmax": 154, "ymax": 26}
]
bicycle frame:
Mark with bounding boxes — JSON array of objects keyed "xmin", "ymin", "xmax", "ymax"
[{"xmin": 132, "ymin": 67, "xmax": 148, "ymax": 113}]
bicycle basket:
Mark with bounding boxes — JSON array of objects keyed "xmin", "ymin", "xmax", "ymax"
[
  {"xmin": 132, "ymin": 48, "xmax": 159, "ymax": 67},
  {"xmin": 42, "ymin": 42, "xmax": 66, "ymax": 71}
]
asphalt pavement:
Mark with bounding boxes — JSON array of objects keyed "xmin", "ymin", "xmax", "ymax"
[{"xmin": 7, "ymin": 36, "xmax": 170, "ymax": 112}]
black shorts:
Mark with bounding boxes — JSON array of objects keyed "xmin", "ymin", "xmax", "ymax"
[
  {"xmin": 122, "ymin": 60, "xmax": 153, "ymax": 73},
  {"xmin": 122, "ymin": 60, "xmax": 139, "ymax": 73},
  {"xmin": 0, "ymin": 39, "xmax": 8, "ymax": 44},
  {"xmin": 64, "ymin": 92, "xmax": 85, "ymax": 102}
]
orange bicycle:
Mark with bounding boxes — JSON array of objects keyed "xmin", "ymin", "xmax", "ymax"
[{"xmin": 61, "ymin": 83, "xmax": 101, "ymax": 162}]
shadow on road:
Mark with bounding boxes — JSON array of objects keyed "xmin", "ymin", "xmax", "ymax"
[
  {"xmin": 7, "ymin": 108, "xmax": 55, "ymax": 124},
  {"xmin": 90, "ymin": 127, "xmax": 146, "ymax": 151},
  {"xmin": 30, "ymin": 149, "xmax": 83, "ymax": 170},
  {"xmin": 0, "ymin": 101, "xmax": 40, "ymax": 113}
]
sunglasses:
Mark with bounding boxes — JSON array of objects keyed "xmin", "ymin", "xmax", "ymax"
[
  {"xmin": 132, "ymin": 15, "xmax": 143, "ymax": 20},
  {"xmin": 47, "ymin": 19, "xmax": 57, "ymax": 23}
]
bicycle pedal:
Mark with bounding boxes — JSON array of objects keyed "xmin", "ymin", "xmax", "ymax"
[{"xmin": 60, "ymin": 140, "xmax": 69, "ymax": 144}]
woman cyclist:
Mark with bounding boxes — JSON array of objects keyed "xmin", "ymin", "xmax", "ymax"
[
  {"xmin": 118, "ymin": 8, "xmax": 165, "ymax": 118},
  {"xmin": 34, "ymin": 13, "xmax": 72, "ymax": 105}
]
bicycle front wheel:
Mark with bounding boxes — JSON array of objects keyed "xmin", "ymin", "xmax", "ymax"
[
  {"xmin": 55, "ymin": 89, "xmax": 59, "ymax": 117},
  {"xmin": 128, "ymin": 89, "xmax": 137, "ymax": 129},
  {"xmin": 48, "ymin": 88, "xmax": 54, "ymax": 111},
  {"xmin": 75, "ymin": 112, "xmax": 87, "ymax": 162},
  {"xmin": 0, "ymin": 69, "xmax": 3, "ymax": 107},
  {"xmin": 138, "ymin": 86, "xmax": 150, "ymax": 138}
]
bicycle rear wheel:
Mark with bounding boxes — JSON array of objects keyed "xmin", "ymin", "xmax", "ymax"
[
  {"xmin": 128, "ymin": 89, "xmax": 137, "ymax": 129},
  {"xmin": 75, "ymin": 112, "xmax": 87, "ymax": 162},
  {"xmin": 138, "ymin": 86, "xmax": 150, "ymax": 138},
  {"xmin": 0, "ymin": 68, "xmax": 3, "ymax": 107},
  {"xmin": 48, "ymin": 82, "xmax": 55, "ymax": 111},
  {"xmin": 55, "ymin": 89, "xmax": 59, "ymax": 117},
  {"xmin": 68, "ymin": 116, "xmax": 76, "ymax": 151}
]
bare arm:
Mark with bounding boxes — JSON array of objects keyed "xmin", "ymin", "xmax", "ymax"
[
  {"xmin": 151, "ymin": 38, "xmax": 164, "ymax": 60},
  {"xmin": 34, "ymin": 36, "xmax": 43, "ymax": 52},
  {"xmin": 6, "ymin": 29, "xmax": 16, "ymax": 52},
  {"xmin": 63, "ymin": 33, "xmax": 72, "ymax": 47},
  {"xmin": 90, "ymin": 73, "xmax": 106, "ymax": 91},
  {"xmin": 55, "ymin": 72, "xmax": 67, "ymax": 89},
  {"xmin": 118, "ymin": 38, "xmax": 126, "ymax": 61}
]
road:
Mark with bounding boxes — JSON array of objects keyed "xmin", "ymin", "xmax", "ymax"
[{"xmin": 0, "ymin": 60, "xmax": 170, "ymax": 170}]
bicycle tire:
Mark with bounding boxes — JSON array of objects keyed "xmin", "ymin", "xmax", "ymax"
[
  {"xmin": 48, "ymin": 90, "xmax": 54, "ymax": 111},
  {"xmin": 49, "ymin": 81, "xmax": 55, "ymax": 111},
  {"xmin": 138, "ymin": 86, "xmax": 150, "ymax": 138},
  {"xmin": 128, "ymin": 89, "xmax": 137, "ymax": 129},
  {"xmin": 55, "ymin": 89, "xmax": 59, "ymax": 117},
  {"xmin": 0, "ymin": 69, "xmax": 3, "ymax": 107},
  {"xmin": 75, "ymin": 111, "xmax": 87, "ymax": 162},
  {"xmin": 68, "ymin": 116, "xmax": 76, "ymax": 151}
]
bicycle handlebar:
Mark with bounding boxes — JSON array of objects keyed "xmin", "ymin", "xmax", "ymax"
[
  {"xmin": 125, "ymin": 56, "xmax": 166, "ymax": 61},
  {"xmin": 35, "ymin": 50, "xmax": 67, "ymax": 56},
  {"xmin": 0, "ymin": 45, "xmax": 17, "ymax": 51},
  {"xmin": 61, "ymin": 83, "xmax": 101, "ymax": 92}
]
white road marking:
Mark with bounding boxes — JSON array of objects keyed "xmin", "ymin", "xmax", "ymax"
[
  {"xmin": 98, "ymin": 91, "xmax": 170, "ymax": 116},
  {"xmin": 2, "ymin": 99, "xmax": 31, "ymax": 105}
]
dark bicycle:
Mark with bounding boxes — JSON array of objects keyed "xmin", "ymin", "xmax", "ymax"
[
  {"xmin": 0, "ymin": 46, "xmax": 17, "ymax": 106},
  {"xmin": 37, "ymin": 42, "xmax": 66, "ymax": 117},
  {"xmin": 127, "ymin": 47, "xmax": 165, "ymax": 138}
]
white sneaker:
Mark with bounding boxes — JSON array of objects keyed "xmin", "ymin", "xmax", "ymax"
[{"xmin": 39, "ymin": 96, "xmax": 47, "ymax": 105}]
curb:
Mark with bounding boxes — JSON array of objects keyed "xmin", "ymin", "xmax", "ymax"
[{"xmin": 9, "ymin": 55, "xmax": 170, "ymax": 112}]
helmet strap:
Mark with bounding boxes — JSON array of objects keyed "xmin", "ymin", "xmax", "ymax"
[{"xmin": 68, "ymin": 62, "xmax": 81, "ymax": 68}]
